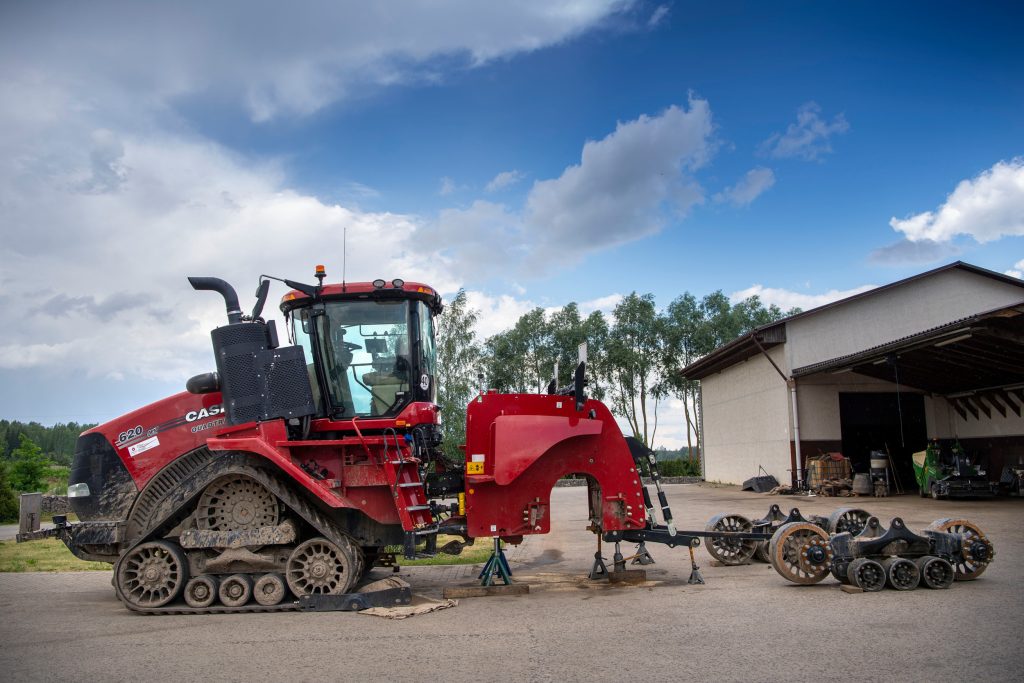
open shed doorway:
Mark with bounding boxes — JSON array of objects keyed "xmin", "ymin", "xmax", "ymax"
[{"xmin": 839, "ymin": 392, "xmax": 927, "ymax": 492}]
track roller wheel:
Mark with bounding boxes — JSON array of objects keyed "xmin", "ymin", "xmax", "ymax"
[
  {"xmin": 915, "ymin": 555, "xmax": 955, "ymax": 589},
  {"xmin": 705, "ymin": 513, "xmax": 757, "ymax": 565},
  {"xmin": 117, "ymin": 541, "xmax": 189, "ymax": 608},
  {"xmin": 287, "ymin": 537, "xmax": 357, "ymax": 596},
  {"xmin": 847, "ymin": 558, "xmax": 885, "ymax": 591},
  {"xmin": 882, "ymin": 557, "xmax": 920, "ymax": 590},
  {"xmin": 219, "ymin": 573, "xmax": 253, "ymax": 607},
  {"xmin": 769, "ymin": 522, "xmax": 832, "ymax": 584},
  {"xmin": 197, "ymin": 475, "xmax": 280, "ymax": 532},
  {"xmin": 827, "ymin": 507, "xmax": 871, "ymax": 536},
  {"xmin": 183, "ymin": 575, "xmax": 219, "ymax": 608},
  {"xmin": 927, "ymin": 518, "xmax": 994, "ymax": 581},
  {"xmin": 253, "ymin": 573, "xmax": 288, "ymax": 606}
]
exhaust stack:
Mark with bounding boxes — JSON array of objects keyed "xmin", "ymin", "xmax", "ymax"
[{"xmin": 188, "ymin": 276, "xmax": 243, "ymax": 324}]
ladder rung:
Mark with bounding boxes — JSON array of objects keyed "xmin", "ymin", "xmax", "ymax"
[
  {"xmin": 398, "ymin": 482, "xmax": 421, "ymax": 488},
  {"xmin": 406, "ymin": 505, "xmax": 430, "ymax": 511}
]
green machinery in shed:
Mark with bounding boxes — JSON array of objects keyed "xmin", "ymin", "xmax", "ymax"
[{"xmin": 913, "ymin": 439, "xmax": 996, "ymax": 499}]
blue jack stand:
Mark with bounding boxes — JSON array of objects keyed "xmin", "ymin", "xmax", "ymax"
[{"xmin": 479, "ymin": 537, "xmax": 512, "ymax": 586}]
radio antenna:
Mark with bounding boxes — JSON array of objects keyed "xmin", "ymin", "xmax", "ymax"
[{"xmin": 342, "ymin": 226, "xmax": 347, "ymax": 291}]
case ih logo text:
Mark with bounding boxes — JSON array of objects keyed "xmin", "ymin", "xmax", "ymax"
[{"xmin": 186, "ymin": 405, "xmax": 222, "ymax": 422}]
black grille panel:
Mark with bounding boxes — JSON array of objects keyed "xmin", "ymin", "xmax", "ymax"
[
  {"xmin": 259, "ymin": 347, "xmax": 316, "ymax": 420},
  {"xmin": 209, "ymin": 322, "xmax": 315, "ymax": 425}
]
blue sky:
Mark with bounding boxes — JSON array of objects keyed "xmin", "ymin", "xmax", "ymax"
[{"xmin": 1, "ymin": 1, "xmax": 1022, "ymax": 442}]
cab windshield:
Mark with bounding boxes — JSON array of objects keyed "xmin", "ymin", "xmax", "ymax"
[{"xmin": 293, "ymin": 299, "xmax": 433, "ymax": 418}]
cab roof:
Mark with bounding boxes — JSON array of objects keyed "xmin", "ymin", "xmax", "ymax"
[{"xmin": 279, "ymin": 280, "xmax": 442, "ymax": 313}]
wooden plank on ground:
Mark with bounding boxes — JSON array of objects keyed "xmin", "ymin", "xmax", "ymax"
[{"xmin": 443, "ymin": 584, "xmax": 531, "ymax": 598}]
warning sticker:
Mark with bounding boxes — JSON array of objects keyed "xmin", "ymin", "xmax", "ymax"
[
  {"xmin": 471, "ymin": 454, "xmax": 485, "ymax": 462},
  {"xmin": 467, "ymin": 462, "xmax": 485, "ymax": 474},
  {"xmin": 128, "ymin": 436, "xmax": 160, "ymax": 457}
]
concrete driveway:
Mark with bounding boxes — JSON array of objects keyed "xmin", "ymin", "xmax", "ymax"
[{"xmin": 1, "ymin": 484, "xmax": 1021, "ymax": 682}]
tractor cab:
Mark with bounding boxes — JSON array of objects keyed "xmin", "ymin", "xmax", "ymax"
[{"xmin": 280, "ymin": 276, "xmax": 443, "ymax": 420}]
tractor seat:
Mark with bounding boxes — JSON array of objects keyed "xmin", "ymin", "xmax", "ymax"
[{"xmin": 362, "ymin": 369, "xmax": 408, "ymax": 415}]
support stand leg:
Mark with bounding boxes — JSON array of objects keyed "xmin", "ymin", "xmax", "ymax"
[
  {"xmin": 687, "ymin": 545, "xmax": 705, "ymax": 585},
  {"xmin": 631, "ymin": 542, "xmax": 655, "ymax": 566},
  {"xmin": 479, "ymin": 537, "xmax": 512, "ymax": 586},
  {"xmin": 589, "ymin": 534, "xmax": 609, "ymax": 580},
  {"xmin": 613, "ymin": 542, "xmax": 626, "ymax": 573}
]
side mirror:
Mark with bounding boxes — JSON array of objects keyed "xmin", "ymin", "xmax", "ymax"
[{"xmin": 252, "ymin": 279, "xmax": 270, "ymax": 320}]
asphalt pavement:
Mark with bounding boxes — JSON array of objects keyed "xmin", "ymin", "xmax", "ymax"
[{"xmin": 1, "ymin": 484, "xmax": 1021, "ymax": 682}]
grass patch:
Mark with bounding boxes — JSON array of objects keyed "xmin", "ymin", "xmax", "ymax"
[
  {"xmin": 0, "ymin": 538, "xmax": 111, "ymax": 572},
  {"xmin": 387, "ymin": 535, "xmax": 495, "ymax": 566}
]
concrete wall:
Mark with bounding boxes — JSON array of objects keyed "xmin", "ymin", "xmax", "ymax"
[
  {"xmin": 702, "ymin": 345, "xmax": 792, "ymax": 485},
  {"xmin": 785, "ymin": 269, "xmax": 1024, "ymax": 371}
]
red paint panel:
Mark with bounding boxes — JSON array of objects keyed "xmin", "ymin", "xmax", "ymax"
[
  {"xmin": 492, "ymin": 415, "xmax": 603, "ymax": 485},
  {"xmin": 86, "ymin": 391, "xmax": 227, "ymax": 489}
]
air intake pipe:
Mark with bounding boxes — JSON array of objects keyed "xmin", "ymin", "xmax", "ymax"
[{"xmin": 188, "ymin": 277, "xmax": 242, "ymax": 325}]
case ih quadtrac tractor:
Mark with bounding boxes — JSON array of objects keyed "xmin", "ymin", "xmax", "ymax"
[{"xmin": 47, "ymin": 268, "xmax": 995, "ymax": 613}]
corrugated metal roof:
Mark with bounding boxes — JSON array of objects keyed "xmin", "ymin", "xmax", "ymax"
[
  {"xmin": 680, "ymin": 261, "xmax": 1024, "ymax": 381},
  {"xmin": 791, "ymin": 302, "xmax": 1024, "ymax": 395}
]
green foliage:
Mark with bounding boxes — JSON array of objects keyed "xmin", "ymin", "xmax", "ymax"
[
  {"xmin": 658, "ymin": 458, "xmax": 701, "ymax": 477},
  {"xmin": 0, "ymin": 461, "xmax": 19, "ymax": 523},
  {"xmin": 483, "ymin": 301, "xmax": 608, "ymax": 397},
  {"xmin": 0, "ymin": 420, "xmax": 94, "ymax": 467},
  {"xmin": 606, "ymin": 293, "xmax": 665, "ymax": 446},
  {"xmin": 9, "ymin": 435, "xmax": 57, "ymax": 493},
  {"xmin": 477, "ymin": 287, "xmax": 790, "ymax": 460},
  {"xmin": 435, "ymin": 290, "xmax": 483, "ymax": 462}
]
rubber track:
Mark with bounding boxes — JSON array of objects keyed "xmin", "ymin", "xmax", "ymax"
[
  {"xmin": 115, "ymin": 452, "xmax": 365, "ymax": 615},
  {"xmin": 125, "ymin": 447, "xmax": 218, "ymax": 541}
]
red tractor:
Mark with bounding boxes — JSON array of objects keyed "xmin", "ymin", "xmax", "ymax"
[{"xmin": 55, "ymin": 269, "xmax": 692, "ymax": 613}]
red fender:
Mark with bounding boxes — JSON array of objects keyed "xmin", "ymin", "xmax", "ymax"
[{"xmin": 463, "ymin": 392, "xmax": 646, "ymax": 540}]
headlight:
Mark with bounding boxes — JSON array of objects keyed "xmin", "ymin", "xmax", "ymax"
[{"xmin": 67, "ymin": 482, "xmax": 91, "ymax": 498}]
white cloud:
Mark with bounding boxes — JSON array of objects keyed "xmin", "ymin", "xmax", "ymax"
[
  {"xmin": 430, "ymin": 97, "xmax": 716, "ymax": 276},
  {"xmin": 760, "ymin": 102, "xmax": 849, "ymax": 161},
  {"xmin": 523, "ymin": 96, "xmax": 713, "ymax": 251},
  {"xmin": 339, "ymin": 182, "xmax": 380, "ymax": 200},
  {"xmin": 0, "ymin": 2, "xmax": 631, "ymax": 122},
  {"xmin": 713, "ymin": 167, "xmax": 775, "ymax": 206},
  {"xmin": 1006, "ymin": 259, "xmax": 1024, "ymax": 279},
  {"xmin": 439, "ymin": 176, "xmax": 457, "ymax": 196},
  {"xmin": 462, "ymin": 290, "xmax": 622, "ymax": 341},
  {"xmin": 579, "ymin": 293, "xmax": 624, "ymax": 315},
  {"xmin": 0, "ymin": 113, "xmax": 460, "ymax": 381},
  {"xmin": 730, "ymin": 283, "xmax": 877, "ymax": 311},
  {"xmin": 648, "ymin": 5, "xmax": 670, "ymax": 28},
  {"xmin": 463, "ymin": 291, "xmax": 540, "ymax": 339},
  {"xmin": 869, "ymin": 238, "xmax": 960, "ymax": 265},
  {"xmin": 485, "ymin": 170, "xmax": 526, "ymax": 192},
  {"xmin": 889, "ymin": 158, "xmax": 1024, "ymax": 244}
]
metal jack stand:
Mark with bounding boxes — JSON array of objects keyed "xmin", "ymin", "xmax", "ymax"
[
  {"xmin": 613, "ymin": 542, "xmax": 626, "ymax": 572},
  {"xmin": 631, "ymin": 542, "xmax": 655, "ymax": 566},
  {"xmin": 479, "ymin": 537, "xmax": 512, "ymax": 586},
  {"xmin": 687, "ymin": 545, "xmax": 705, "ymax": 585},
  {"xmin": 589, "ymin": 535, "xmax": 609, "ymax": 580}
]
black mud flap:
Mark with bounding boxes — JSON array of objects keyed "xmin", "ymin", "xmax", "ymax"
[
  {"xmin": 298, "ymin": 587, "xmax": 412, "ymax": 612},
  {"xmin": 298, "ymin": 577, "xmax": 413, "ymax": 612}
]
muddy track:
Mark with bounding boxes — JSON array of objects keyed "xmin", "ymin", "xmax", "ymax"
[{"xmin": 115, "ymin": 451, "xmax": 365, "ymax": 615}]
